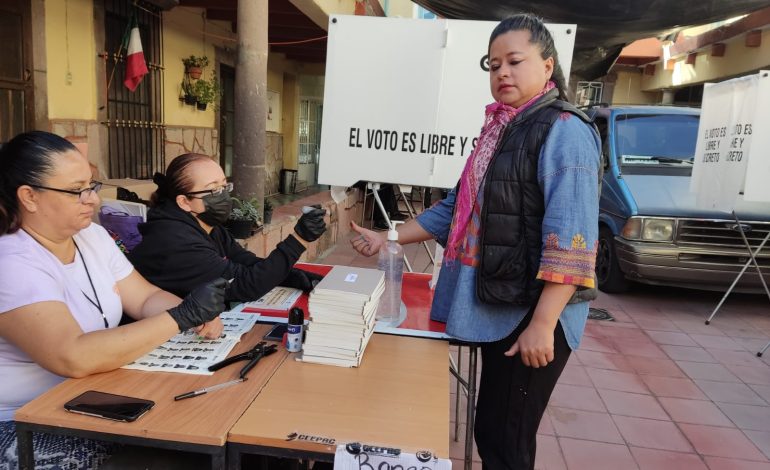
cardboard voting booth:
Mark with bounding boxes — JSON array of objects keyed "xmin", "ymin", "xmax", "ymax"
[
  {"xmin": 318, "ymin": 15, "xmax": 577, "ymax": 189},
  {"xmin": 691, "ymin": 71, "xmax": 770, "ymax": 355},
  {"xmin": 691, "ymin": 72, "xmax": 770, "ymax": 210}
]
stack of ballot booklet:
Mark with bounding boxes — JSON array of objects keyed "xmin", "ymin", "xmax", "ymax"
[{"xmin": 300, "ymin": 265, "xmax": 385, "ymax": 367}]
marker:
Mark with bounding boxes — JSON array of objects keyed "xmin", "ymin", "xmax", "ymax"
[{"xmin": 174, "ymin": 378, "xmax": 246, "ymax": 401}]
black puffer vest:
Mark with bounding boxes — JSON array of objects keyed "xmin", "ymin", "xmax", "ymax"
[{"xmin": 475, "ymin": 89, "xmax": 594, "ymax": 305}]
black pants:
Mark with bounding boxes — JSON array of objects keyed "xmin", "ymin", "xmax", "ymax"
[{"xmin": 474, "ymin": 313, "xmax": 571, "ymax": 470}]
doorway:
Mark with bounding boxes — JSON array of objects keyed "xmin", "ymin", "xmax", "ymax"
[
  {"xmin": 298, "ymin": 98, "xmax": 322, "ymax": 189},
  {"xmin": 0, "ymin": 0, "xmax": 33, "ymax": 143}
]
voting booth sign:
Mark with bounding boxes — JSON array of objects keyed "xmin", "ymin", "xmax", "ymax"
[
  {"xmin": 691, "ymin": 71, "xmax": 770, "ymax": 210},
  {"xmin": 318, "ymin": 15, "xmax": 576, "ymax": 189},
  {"xmin": 744, "ymin": 72, "xmax": 770, "ymax": 204},
  {"xmin": 693, "ymin": 71, "xmax": 770, "ymax": 347}
]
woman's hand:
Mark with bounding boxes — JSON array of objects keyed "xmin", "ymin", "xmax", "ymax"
[
  {"xmin": 194, "ymin": 316, "xmax": 224, "ymax": 339},
  {"xmin": 505, "ymin": 282, "xmax": 575, "ymax": 367},
  {"xmin": 282, "ymin": 268, "xmax": 324, "ymax": 293},
  {"xmin": 168, "ymin": 278, "xmax": 228, "ymax": 331},
  {"xmin": 294, "ymin": 206, "xmax": 327, "ymax": 242},
  {"xmin": 350, "ymin": 221, "xmax": 384, "ymax": 257},
  {"xmin": 504, "ymin": 319, "xmax": 555, "ymax": 368}
]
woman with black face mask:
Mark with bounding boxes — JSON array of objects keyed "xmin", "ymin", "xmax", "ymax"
[{"xmin": 129, "ymin": 153, "xmax": 327, "ymax": 306}]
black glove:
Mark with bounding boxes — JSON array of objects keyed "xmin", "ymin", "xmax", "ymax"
[
  {"xmin": 294, "ymin": 205, "xmax": 327, "ymax": 242},
  {"xmin": 168, "ymin": 278, "xmax": 228, "ymax": 331},
  {"xmin": 282, "ymin": 268, "xmax": 324, "ymax": 293}
]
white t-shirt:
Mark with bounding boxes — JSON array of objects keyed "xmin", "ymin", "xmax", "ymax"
[{"xmin": 0, "ymin": 223, "xmax": 134, "ymax": 421}]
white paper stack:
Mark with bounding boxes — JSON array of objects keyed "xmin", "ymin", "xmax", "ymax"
[{"xmin": 300, "ymin": 265, "xmax": 385, "ymax": 367}]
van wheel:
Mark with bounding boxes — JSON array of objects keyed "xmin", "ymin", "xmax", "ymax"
[{"xmin": 596, "ymin": 227, "xmax": 630, "ymax": 293}]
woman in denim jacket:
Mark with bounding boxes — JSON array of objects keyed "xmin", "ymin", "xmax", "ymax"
[{"xmin": 350, "ymin": 14, "xmax": 601, "ymax": 470}]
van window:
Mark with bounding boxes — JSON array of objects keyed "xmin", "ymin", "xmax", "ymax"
[{"xmin": 615, "ymin": 114, "xmax": 699, "ymax": 165}]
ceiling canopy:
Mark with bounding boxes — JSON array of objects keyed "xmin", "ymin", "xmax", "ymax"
[{"xmin": 413, "ymin": 0, "xmax": 770, "ymax": 79}]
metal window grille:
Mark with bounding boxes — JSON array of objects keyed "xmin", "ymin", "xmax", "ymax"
[
  {"xmin": 576, "ymin": 81, "xmax": 603, "ymax": 106},
  {"xmin": 103, "ymin": 0, "xmax": 164, "ymax": 179},
  {"xmin": 298, "ymin": 99, "xmax": 321, "ymax": 164}
]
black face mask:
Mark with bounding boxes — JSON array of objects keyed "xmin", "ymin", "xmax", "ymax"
[{"xmin": 193, "ymin": 191, "xmax": 233, "ymax": 227}]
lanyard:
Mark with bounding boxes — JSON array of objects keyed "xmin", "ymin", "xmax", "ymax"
[{"xmin": 73, "ymin": 241, "xmax": 109, "ymax": 329}]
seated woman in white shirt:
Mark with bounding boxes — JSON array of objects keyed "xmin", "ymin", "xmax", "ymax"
[{"xmin": 0, "ymin": 131, "xmax": 228, "ymax": 469}]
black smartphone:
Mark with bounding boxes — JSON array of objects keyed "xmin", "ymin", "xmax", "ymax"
[
  {"xmin": 263, "ymin": 323, "xmax": 287, "ymax": 342},
  {"xmin": 64, "ymin": 390, "xmax": 155, "ymax": 422}
]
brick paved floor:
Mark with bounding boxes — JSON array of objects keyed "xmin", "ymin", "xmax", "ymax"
[{"xmin": 318, "ymin": 226, "xmax": 770, "ymax": 470}]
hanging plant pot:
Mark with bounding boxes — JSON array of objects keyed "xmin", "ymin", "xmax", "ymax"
[
  {"xmin": 225, "ymin": 219, "xmax": 255, "ymax": 239},
  {"xmin": 196, "ymin": 102, "xmax": 208, "ymax": 111},
  {"xmin": 263, "ymin": 210, "xmax": 273, "ymax": 225},
  {"xmin": 187, "ymin": 66, "xmax": 202, "ymax": 79},
  {"xmin": 184, "ymin": 94, "xmax": 197, "ymax": 106}
]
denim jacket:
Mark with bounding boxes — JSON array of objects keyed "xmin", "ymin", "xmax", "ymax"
[{"xmin": 416, "ymin": 114, "xmax": 601, "ymax": 348}]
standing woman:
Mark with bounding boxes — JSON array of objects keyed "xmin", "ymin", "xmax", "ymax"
[
  {"xmin": 0, "ymin": 131, "xmax": 226, "ymax": 468},
  {"xmin": 350, "ymin": 15, "xmax": 601, "ymax": 469}
]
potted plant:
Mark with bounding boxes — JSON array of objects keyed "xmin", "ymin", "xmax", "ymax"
[
  {"xmin": 193, "ymin": 74, "xmax": 221, "ymax": 111},
  {"xmin": 182, "ymin": 55, "xmax": 209, "ymax": 79},
  {"xmin": 226, "ymin": 197, "xmax": 260, "ymax": 238},
  {"xmin": 181, "ymin": 78, "xmax": 196, "ymax": 105},
  {"xmin": 263, "ymin": 198, "xmax": 274, "ymax": 225}
]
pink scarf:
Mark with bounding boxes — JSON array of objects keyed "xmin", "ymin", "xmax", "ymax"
[{"xmin": 444, "ymin": 81, "xmax": 556, "ymax": 262}]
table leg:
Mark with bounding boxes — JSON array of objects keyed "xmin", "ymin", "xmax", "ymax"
[
  {"xmin": 211, "ymin": 448, "xmax": 226, "ymax": 470},
  {"xmin": 465, "ymin": 345, "xmax": 478, "ymax": 470},
  {"xmin": 454, "ymin": 345, "xmax": 462, "ymax": 442},
  {"xmin": 227, "ymin": 444, "xmax": 241, "ymax": 470},
  {"xmin": 16, "ymin": 425, "xmax": 34, "ymax": 470}
]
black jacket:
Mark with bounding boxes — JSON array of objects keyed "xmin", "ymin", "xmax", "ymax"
[
  {"xmin": 128, "ymin": 200, "xmax": 305, "ymax": 302},
  {"xmin": 476, "ymin": 89, "xmax": 595, "ymax": 305}
]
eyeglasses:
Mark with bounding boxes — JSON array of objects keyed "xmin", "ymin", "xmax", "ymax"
[
  {"xmin": 186, "ymin": 182, "xmax": 233, "ymax": 198},
  {"xmin": 29, "ymin": 181, "xmax": 103, "ymax": 203}
]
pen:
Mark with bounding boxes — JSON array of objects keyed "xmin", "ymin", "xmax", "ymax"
[{"xmin": 173, "ymin": 378, "xmax": 247, "ymax": 401}]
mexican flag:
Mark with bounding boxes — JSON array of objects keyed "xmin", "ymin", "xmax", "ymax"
[{"xmin": 123, "ymin": 14, "xmax": 148, "ymax": 92}]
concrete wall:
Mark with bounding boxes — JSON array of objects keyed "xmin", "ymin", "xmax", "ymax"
[
  {"xmin": 299, "ymin": 74, "xmax": 325, "ymax": 99},
  {"xmin": 611, "ymin": 69, "xmax": 662, "ymax": 105},
  {"xmin": 642, "ymin": 29, "xmax": 770, "ymax": 91},
  {"xmin": 384, "ymin": 0, "xmax": 417, "ymax": 18},
  {"xmin": 45, "ymin": 0, "xmax": 96, "ymax": 120},
  {"xmin": 162, "ymin": 7, "xmax": 234, "ymax": 128},
  {"xmin": 163, "ymin": 127, "xmax": 219, "ymax": 166}
]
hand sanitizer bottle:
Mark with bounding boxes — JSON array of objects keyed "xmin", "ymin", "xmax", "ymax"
[{"xmin": 376, "ymin": 220, "xmax": 404, "ymax": 326}]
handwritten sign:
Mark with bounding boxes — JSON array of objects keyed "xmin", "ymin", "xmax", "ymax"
[{"xmin": 334, "ymin": 444, "xmax": 451, "ymax": 470}]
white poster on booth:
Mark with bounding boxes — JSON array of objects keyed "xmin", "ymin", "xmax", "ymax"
[
  {"xmin": 743, "ymin": 72, "xmax": 770, "ymax": 203},
  {"xmin": 318, "ymin": 15, "xmax": 576, "ymax": 189},
  {"xmin": 690, "ymin": 74, "xmax": 757, "ymax": 210}
]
